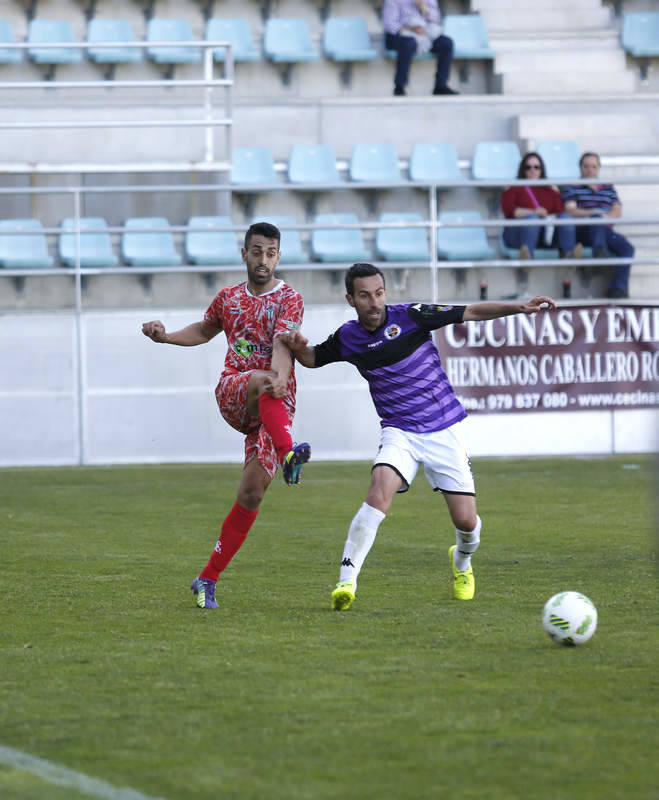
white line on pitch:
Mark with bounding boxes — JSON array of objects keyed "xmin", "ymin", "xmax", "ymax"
[{"xmin": 0, "ymin": 745, "xmax": 167, "ymax": 800}]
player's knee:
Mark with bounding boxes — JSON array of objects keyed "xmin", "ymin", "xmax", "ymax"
[
  {"xmin": 237, "ymin": 484, "xmax": 265, "ymax": 511},
  {"xmin": 454, "ymin": 511, "xmax": 478, "ymax": 532}
]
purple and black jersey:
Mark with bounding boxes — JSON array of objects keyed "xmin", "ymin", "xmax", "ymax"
[{"xmin": 314, "ymin": 303, "xmax": 467, "ymax": 433}]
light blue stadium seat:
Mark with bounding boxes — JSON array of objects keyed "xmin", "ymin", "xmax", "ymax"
[
  {"xmin": 536, "ymin": 140, "xmax": 581, "ymax": 180},
  {"xmin": 437, "ymin": 211, "xmax": 496, "ymax": 260},
  {"xmin": 409, "ymin": 142, "xmax": 462, "ymax": 183},
  {"xmin": 27, "ymin": 19, "xmax": 83, "ymax": 65},
  {"xmin": 323, "ymin": 17, "xmax": 378, "ymax": 62},
  {"xmin": 287, "ymin": 145, "xmax": 340, "ymax": 184},
  {"xmin": 231, "ymin": 147, "xmax": 277, "ymax": 185},
  {"xmin": 185, "ymin": 216, "xmax": 240, "ymax": 265},
  {"xmin": 146, "ymin": 18, "xmax": 201, "ymax": 65},
  {"xmin": 264, "ymin": 19, "xmax": 319, "ymax": 64},
  {"xmin": 252, "ymin": 215, "xmax": 306, "ymax": 264},
  {"xmin": 349, "ymin": 143, "xmax": 402, "ymax": 183},
  {"xmin": 376, "ymin": 213, "xmax": 430, "ymax": 262},
  {"xmin": 311, "ymin": 213, "xmax": 370, "ymax": 263},
  {"xmin": 621, "ymin": 12, "xmax": 659, "ymax": 57},
  {"xmin": 121, "ymin": 217, "xmax": 182, "ymax": 266},
  {"xmin": 0, "ymin": 219, "xmax": 54, "ymax": 268},
  {"xmin": 621, "ymin": 12, "xmax": 659, "ymax": 79},
  {"xmin": 0, "ymin": 20, "xmax": 22, "ymax": 63},
  {"xmin": 471, "ymin": 141, "xmax": 521, "ymax": 180},
  {"xmin": 59, "ymin": 217, "xmax": 119, "ymax": 267},
  {"xmin": 442, "ymin": 15, "xmax": 495, "ymax": 60},
  {"xmin": 206, "ymin": 18, "xmax": 260, "ymax": 62},
  {"xmin": 87, "ymin": 19, "xmax": 142, "ymax": 69}
]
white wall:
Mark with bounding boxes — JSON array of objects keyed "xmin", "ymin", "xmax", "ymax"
[{"xmin": 1, "ymin": 306, "xmax": 657, "ymax": 467}]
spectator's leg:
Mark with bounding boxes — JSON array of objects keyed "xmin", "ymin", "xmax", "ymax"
[
  {"xmin": 431, "ymin": 35, "xmax": 455, "ymax": 93},
  {"xmin": 503, "ymin": 215, "xmax": 541, "ymax": 257},
  {"xmin": 582, "ymin": 214, "xmax": 607, "ymax": 255},
  {"xmin": 386, "ymin": 33, "xmax": 416, "ymax": 94},
  {"xmin": 556, "ymin": 212, "xmax": 577, "ymax": 256},
  {"xmin": 604, "ymin": 229, "xmax": 634, "ymax": 297}
]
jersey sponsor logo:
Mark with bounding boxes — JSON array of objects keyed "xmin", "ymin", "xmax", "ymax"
[
  {"xmin": 368, "ymin": 340, "xmax": 384, "ymax": 348},
  {"xmin": 233, "ymin": 337, "xmax": 273, "ymax": 358},
  {"xmin": 384, "ymin": 324, "xmax": 401, "ymax": 340}
]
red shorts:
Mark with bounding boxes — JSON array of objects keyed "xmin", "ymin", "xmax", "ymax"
[{"xmin": 216, "ymin": 371, "xmax": 294, "ymax": 479}]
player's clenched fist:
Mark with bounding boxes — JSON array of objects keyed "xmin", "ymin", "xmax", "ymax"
[{"xmin": 142, "ymin": 320, "xmax": 167, "ymax": 342}]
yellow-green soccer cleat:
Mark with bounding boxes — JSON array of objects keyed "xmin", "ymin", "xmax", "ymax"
[
  {"xmin": 331, "ymin": 580, "xmax": 356, "ymax": 611},
  {"xmin": 449, "ymin": 545, "xmax": 475, "ymax": 600}
]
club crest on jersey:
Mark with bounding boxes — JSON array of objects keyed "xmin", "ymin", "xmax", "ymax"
[
  {"xmin": 265, "ymin": 306, "xmax": 275, "ymax": 319},
  {"xmin": 384, "ymin": 324, "xmax": 401, "ymax": 340}
]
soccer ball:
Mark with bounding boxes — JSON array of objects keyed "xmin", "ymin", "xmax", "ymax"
[{"xmin": 542, "ymin": 591, "xmax": 598, "ymax": 646}]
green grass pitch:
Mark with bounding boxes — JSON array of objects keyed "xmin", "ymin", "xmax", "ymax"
[{"xmin": 0, "ymin": 456, "xmax": 657, "ymax": 800}]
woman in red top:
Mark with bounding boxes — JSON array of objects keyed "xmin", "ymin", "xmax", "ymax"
[{"xmin": 501, "ymin": 152, "xmax": 580, "ymax": 260}]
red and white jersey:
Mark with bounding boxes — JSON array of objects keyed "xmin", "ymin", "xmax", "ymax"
[{"xmin": 204, "ymin": 280, "xmax": 304, "ymax": 379}]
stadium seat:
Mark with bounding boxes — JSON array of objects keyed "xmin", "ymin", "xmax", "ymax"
[
  {"xmin": 27, "ymin": 19, "xmax": 83, "ymax": 76},
  {"xmin": 409, "ymin": 142, "xmax": 462, "ymax": 183},
  {"xmin": 206, "ymin": 18, "xmax": 260, "ymax": 62},
  {"xmin": 471, "ymin": 141, "xmax": 521, "ymax": 180},
  {"xmin": 231, "ymin": 147, "xmax": 277, "ymax": 185},
  {"xmin": 621, "ymin": 12, "xmax": 659, "ymax": 79},
  {"xmin": 184, "ymin": 216, "xmax": 241, "ymax": 265},
  {"xmin": 311, "ymin": 213, "xmax": 370, "ymax": 262},
  {"xmin": 621, "ymin": 12, "xmax": 659, "ymax": 57},
  {"xmin": 59, "ymin": 217, "xmax": 119, "ymax": 267},
  {"xmin": 252, "ymin": 215, "xmax": 306, "ymax": 264},
  {"xmin": 0, "ymin": 20, "xmax": 22, "ymax": 63},
  {"xmin": 264, "ymin": 18, "xmax": 318, "ymax": 83},
  {"xmin": 121, "ymin": 217, "xmax": 182, "ymax": 266},
  {"xmin": 436, "ymin": 211, "xmax": 496, "ymax": 260},
  {"xmin": 87, "ymin": 19, "xmax": 142, "ymax": 77},
  {"xmin": 146, "ymin": 19, "xmax": 201, "ymax": 69},
  {"xmin": 287, "ymin": 145, "xmax": 341, "ymax": 185},
  {"xmin": 442, "ymin": 15, "xmax": 495, "ymax": 60},
  {"xmin": 323, "ymin": 17, "xmax": 378, "ymax": 62},
  {"xmin": 0, "ymin": 219, "xmax": 54, "ymax": 268},
  {"xmin": 498, "ymin": 228, "xmax": 592, "ymax": 260},
  {"xmin": 536, "ymin": 140, "xmax": 581, "ymax": 180},
  {"xmin": 349, "ymin": 143, "xmax": 402, "ymax": 183},
  {"xmin": 376, "ymin": 213, "xmax": 430, "ymax": 262}
]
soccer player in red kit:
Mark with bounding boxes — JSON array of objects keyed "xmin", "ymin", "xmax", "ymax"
[{"xmin": 142, "ymin": 221, "xmax": 310, "ymax": 608}]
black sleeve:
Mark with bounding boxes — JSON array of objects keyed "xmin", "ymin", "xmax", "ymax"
[
  {"xmin": 313, "ymin": 327, "xmax": 344, "ymax": 367},
  {"xmin": 407, "ymin": 303, "xmax": 466, "ymax": 330}
]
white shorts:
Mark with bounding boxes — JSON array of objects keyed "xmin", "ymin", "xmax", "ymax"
[{"xmin": 373, "ymin": 422, "xmax": 475, "ymax": 495}]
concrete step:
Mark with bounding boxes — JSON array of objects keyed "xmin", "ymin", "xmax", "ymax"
[
  {"xmin": 490, "ymin": 34, "xmax": 620, "ymax": 51},
  {"xmin": 503, "ymin": 68, "xmax": 635, "ymax": 94},
  {"xmin": 478, "ymin": 7, "xmax": 612, "ymax": 31},
  {"xmin": 473, "ymin": 0, "xmax": 605, "ymax": 9},
  {"xmin": 496, "ymin": 47, "xmax": 626, "ymax": 72},
  {"xmin": 516, "ymin": 113, "xmax": 658, "ymax": 154}
]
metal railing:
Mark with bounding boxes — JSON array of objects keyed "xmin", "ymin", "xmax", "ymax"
[
  {"xmin": 0, "ymin": 176, "xmax": 657, "ymax": 309},
  {"xmin": 0, "ymin": 39, "xmax": 234, "ymax": 164}
]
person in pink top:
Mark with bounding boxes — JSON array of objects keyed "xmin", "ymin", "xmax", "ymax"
[{"xmin": 501, "ymin": 152, "xmax": 580, "ymax": 260}]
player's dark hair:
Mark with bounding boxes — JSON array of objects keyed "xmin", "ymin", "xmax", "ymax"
[
  {"xmin": 579, "ymin": 151, "xmax": 601, "ymax": 167},
  {"xmin": 244, "ymin": 221, "xmax": 281, "ymax": 249},
  {"xmin": 345, "ymin": 263, "xmax": 385, "ymax": 296}
]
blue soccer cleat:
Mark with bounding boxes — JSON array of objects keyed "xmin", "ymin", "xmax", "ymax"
[
  {"xmin": 191, "ymin": 576, "xmax": 218, "ymax": 609},
  {"xmin": 282, "ymin": 442, "xmax": 311, "ymax": 486}
]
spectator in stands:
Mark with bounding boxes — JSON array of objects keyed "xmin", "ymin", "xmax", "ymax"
[
  {"xmin": 562, "ymin": 152, "xmax": 635, "ymax": 299},
  {"xmin": 501, "ymin": 152, "xmax": 579, "ymax": 260},
  {"xmin": 383, "ymin": 0, "xmax": 458, "ymax": 96}
]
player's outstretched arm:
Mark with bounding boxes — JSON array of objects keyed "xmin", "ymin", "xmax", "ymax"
[
  {"xmin": 278, "ymin": 330, "xmax": 317, "ymax": 368},
  {"xmin": 141, "ymin": 319, "xmax": 219, "ymax": 346},
  {"xmin": 463, "ymin": 296, "xmax": 556, "ymax": 322}
]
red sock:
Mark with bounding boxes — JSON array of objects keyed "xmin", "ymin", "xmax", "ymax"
[
  {"xmin": 257, "ymin": 394, "xmax": 293, "ymax": 463},
  {"xmin": 200, "ymin": 502, "xmax": 259, "ymax": 582}
]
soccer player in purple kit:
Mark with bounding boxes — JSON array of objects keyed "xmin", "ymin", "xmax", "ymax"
[{"xmin": 281, "ymin": 263, "xmax": 556, "ymax": 609}]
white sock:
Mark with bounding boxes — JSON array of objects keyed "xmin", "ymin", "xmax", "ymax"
[
  {"xmin": 453, "ymin": 515, "xmax": 482, "ymax": 571},
  {"xmin": 338, "ymin": 502, "xmax": 386, "ymax": 590}
]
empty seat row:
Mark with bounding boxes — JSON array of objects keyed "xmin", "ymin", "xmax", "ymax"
[
  {"xmin": 0, "ymin": 15, "xmax": 495, "ymax": 71},
  {"xmin": 0, "ymin": 212, "xmax": 506, "ymax": 269},
  {"xmin": 233, "ymin": 139, "xmax": 584, "ymax": 187}
]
